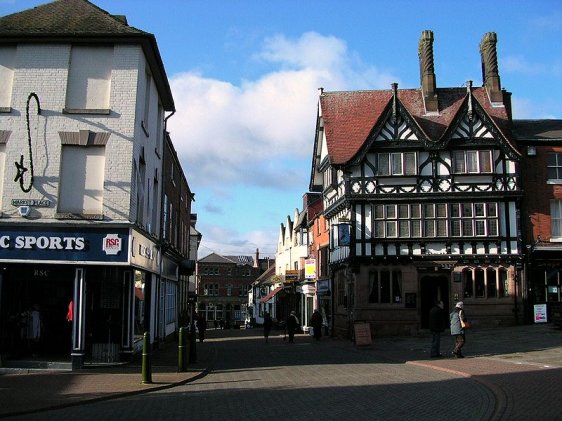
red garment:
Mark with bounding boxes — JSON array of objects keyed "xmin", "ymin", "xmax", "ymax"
[{"xmin": 66, "ymin": 300, "xmax": 73, "ymax": 322}]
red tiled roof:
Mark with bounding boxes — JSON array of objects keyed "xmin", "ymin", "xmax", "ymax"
[{"xmin": 320, "ymin": 86, "xmax": 513, "ymax": 165}]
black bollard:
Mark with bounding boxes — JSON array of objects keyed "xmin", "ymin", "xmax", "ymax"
[
  {"xmin": 178, "ymin": 327, "xmax": 187, "ymax": 372},
  {"xmin": 141, "ymin": 331, "xmax": 152, "ymax": 384}
]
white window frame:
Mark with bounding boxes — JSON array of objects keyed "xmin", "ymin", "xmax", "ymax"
[
  {"xmin": 453, "ymin": 150, "xmax": 493, "ymax": 174},
  {"xmin": 378, "ymin": 152, "xmax": 417, "ymax": 176}
]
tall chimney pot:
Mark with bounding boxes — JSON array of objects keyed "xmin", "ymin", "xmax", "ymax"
[
  {"xmin": 418, "ymin": 30, "xmax": 438, "ymax": 113},
  {"xmin": 480, "ymin": 32, "xmax": 503, "ymax": 104}
]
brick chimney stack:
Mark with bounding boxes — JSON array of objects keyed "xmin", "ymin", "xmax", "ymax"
[
  {"xmin": 254, "ymin": 248, "xmax": 259, "ymax": 268},
  {"xmin": 480, "ymin": 32, "xmax": 503, "ymax": 104},
  {"xmin": 418, "ymin": 30, "xmax": 438, "ymax": 113}
]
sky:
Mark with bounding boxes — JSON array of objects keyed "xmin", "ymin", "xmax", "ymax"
[{"xmin": 2, "ymin": 0, "xmax": 562, "ymax": 259}]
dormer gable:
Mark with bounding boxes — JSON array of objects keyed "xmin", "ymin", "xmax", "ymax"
[{"xmin": 441, "ymin": 82, "xmax": 520, "ymax": 160}]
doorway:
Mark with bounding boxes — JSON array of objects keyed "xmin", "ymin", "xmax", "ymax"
[{"xmin": 420, "ymin": 275, "xmax": 449, "ymax": 329}]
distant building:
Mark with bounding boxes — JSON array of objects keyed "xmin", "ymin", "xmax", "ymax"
[{"xmin": 197, "ymin": 251, "xmax": 268, "ymax": 327}]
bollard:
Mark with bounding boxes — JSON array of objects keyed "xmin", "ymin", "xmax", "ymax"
[
  {"xmin": 178, "ymin": 327, "xmax": 187, "ymax": 372},
  {"xmin": 141, "ymin": 331, "xmax": 152, "ymax": 384}
]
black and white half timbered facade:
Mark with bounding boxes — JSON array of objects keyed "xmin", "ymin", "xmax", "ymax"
[{"xmin": 309, "ymin": 31, "xmax": 524, "ymax": 337}]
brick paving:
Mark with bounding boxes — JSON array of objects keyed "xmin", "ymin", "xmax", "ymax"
[{"xmin": 0, "ymin": 323, "xmax": 561, "ymax": 420}]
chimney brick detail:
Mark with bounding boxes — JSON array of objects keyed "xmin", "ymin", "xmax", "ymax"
[{"xmin": 418, "ymin": 30, "xmax": 438, "ymax": 113}]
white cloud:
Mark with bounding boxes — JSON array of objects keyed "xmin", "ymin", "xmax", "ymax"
[{"xmin": 167, "ymin": 32, "xmax": 398, "ymax": 191}]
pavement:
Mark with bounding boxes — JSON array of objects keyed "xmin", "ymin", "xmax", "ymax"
[{"xmin": 1, "ymin": 323, "xmax": 561, "ymax": 419}]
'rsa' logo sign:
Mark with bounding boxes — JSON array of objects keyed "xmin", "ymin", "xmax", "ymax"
[{"xmin": 102, "ymin": 234, "xmax": 122, "ymax": 255}]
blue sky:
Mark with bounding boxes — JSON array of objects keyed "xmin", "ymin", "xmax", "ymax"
[{"xmin": 2, "ymin": 0, "xmax": 562, "ymax": 259}]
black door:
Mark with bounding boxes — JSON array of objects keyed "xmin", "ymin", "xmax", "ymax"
[{"xmin": 420, "ymin": 275, "xmax": 449, "ymax": 329}]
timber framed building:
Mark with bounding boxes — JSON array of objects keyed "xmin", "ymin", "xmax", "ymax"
[{"xmin": 309, "ymin": 31, "xmax": 523, "ymax": 337}]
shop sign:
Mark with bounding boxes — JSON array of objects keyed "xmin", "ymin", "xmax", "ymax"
[
  {"xmin": 534, "ymin": 304, "xmax": 548, "ymax": 323},
  {"xmin": 317, "ymin": 279, "xmax": 330, "ymax": 293},
  {"xmin": 11, "ymin": 199, "xmax": 51, "ymax": 207},
  {"xmin": 0, "ymin": 226, "xmax": 129, "ymax": 263},
  {"xmin": 285, "ymin": 270, "xmax": 299, "ymax": 282},
  {"xmin": 102, "ymin": 234, "xmax": 122, "ymax": 255},
  {"xmin": 131, "ymin": 230, "xmax": 158, "ymax": 272},
  {"xmin": 305, "ymin": 259, "xmax": 316, "ymax": 279}
]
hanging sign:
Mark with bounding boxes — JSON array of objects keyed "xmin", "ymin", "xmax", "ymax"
[{"xmin": 305, "ymin": 259, "xmax": 316, "ymax": 279}]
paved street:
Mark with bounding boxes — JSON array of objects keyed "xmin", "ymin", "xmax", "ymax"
[{"xmin": 4, "ymin": 323, "xmax": 561, "ymax": 421}]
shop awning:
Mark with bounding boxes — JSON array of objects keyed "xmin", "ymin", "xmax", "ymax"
[{"xmin": 260, "ymin": 286, "xmax": 283, "ymax": 303}]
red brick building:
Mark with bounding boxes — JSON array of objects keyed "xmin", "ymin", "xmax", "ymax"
[
  {"xmin": 197, "ymin": 252, "xmax": 268, "ymax": 327},
  {"xmin": 515, "ymin": 120, "xmax": 562, "ymax": 323}
]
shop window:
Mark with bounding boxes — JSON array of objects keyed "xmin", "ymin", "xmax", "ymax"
[
  {"xmin": 546, "ymin": 270, "xmax": 561, "ymax": 302},
  {"xmin": 475, "ymin": 268, "xmax": 485, "ymax": 298},
  {"xmin": 368, "ymin": 269, "xmax": 402, "ymax": 304},
  {"xmin": 486, "ymin": 267, "xmax": 497, "ymax": 298},
  {"xmin": 498, "ymin": 267, "xmax": 509, "ymax": 297},
  {"xmin": 463, "ymin": 269, "xmax": 474, "ymax": 298}
]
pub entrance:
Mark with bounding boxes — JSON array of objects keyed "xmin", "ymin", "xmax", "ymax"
[{"xmin": 420, "ymin": 275, "xmax": 449, "ymax": 329}]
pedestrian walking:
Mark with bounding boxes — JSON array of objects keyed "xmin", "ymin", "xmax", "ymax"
[
  {"xmin": 196, "ymin": 314, "xmax": 207, "ymax": 343},
  {"xmin": 450, "ymin": 301, "xmax": 469, "ymax": 358},
  {"xmin": 285, "ymin": 311, "xmax": 299, "ymax": 343},
  {"xmin": 263, "ymin": 312, "xmax": 273, "ymax": 343},
  {"xmin": 428, "ymin": 300, "xmax": 445, "ymax": 357},
  {"xmin": 310, "ymin": 309, "xmax": 323, "ymax": 341}
]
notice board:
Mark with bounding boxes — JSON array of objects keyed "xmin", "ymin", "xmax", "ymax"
[{"xmin": 354, "ymin": 322, "xmax": 372, "ymax": 346}]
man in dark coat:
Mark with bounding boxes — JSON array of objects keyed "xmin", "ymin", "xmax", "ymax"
[
  {"xmin": 310, "ymin": 309, "xmax": 323, "ymax": 341},
  {"xmin": 286, "ymin": 311, "xmax": 298, "ymax": 343},
  {"xmin": 428, "ymin": 300, "xmax": 445, "ymax": 357}
]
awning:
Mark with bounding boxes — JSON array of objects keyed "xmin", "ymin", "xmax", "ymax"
[{"xmin": 260, "ymin": 286, "xmax": 283, "ymax": 303}]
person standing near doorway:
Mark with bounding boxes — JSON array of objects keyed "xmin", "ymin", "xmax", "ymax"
[{"xmin": 428, "ymin": 300, "xmax": 445, "ymax": 357}]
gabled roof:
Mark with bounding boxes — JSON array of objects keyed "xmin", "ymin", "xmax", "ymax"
[
  {"xmin": 0, "ymin": 0, "xmax": 174, "ymax": 111},
  {"xmin": 253, "ymin": 265, "xmax": 276, "ymax": 285},
  {"xmin": 319, "ymin": 86, "xmax": 513, "ymax": 165},
  {"xmin": 197, "ymin": 252, "xmax": 254, "ymax": 266}
]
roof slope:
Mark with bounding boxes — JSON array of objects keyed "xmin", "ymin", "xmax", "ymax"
[
  {"xmin": 512, "ymin": 120, "xmax": 562, "ymax": 141},
  {"xmin": 320, "ymin": 86, "xmax": 513, "ymax": 165},
  {"xmin": 0, "ymin": 0, "xmax": 144, "ymax": 36},
  {"xmin": 0, "ymin": 0, "xmax": 174, "ymax": 111}
]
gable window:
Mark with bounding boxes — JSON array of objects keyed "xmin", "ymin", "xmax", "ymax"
[
  {"xmin": 551, "ymin": 200, "xmax": 562, "ymax": 239},
  {"xmin": 453, "ymin": 150, "xmax": 492, "ymax": 174},
  {"xmin": 377, "ymin": 152, "xmax": 417, "ymax": 176},
  {"xmin": 65, "ymin": 46, "xmax": 112, "ymax": 112},
  {"xmin": 547, "ymin": 153, "xmax": 562, "ymax": 181}
]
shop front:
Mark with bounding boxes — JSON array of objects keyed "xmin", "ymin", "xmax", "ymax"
[{"xmin": 0, "ymin": 225, "xmax": 159, "ymax": 369}]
